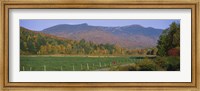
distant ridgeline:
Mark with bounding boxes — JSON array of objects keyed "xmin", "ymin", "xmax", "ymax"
[
  {"xmin": 42, "ymin": 23, "xmax": 163, "ymax": 49},
  {"xmin": 20, "ymin": 27, "xmax": 156, "ymax": 55}
]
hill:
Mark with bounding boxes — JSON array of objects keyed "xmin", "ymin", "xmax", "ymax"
[
  {"xmin": 20, "ymin": 27, "xmax": 150, "ymax": 55},
  {"xmin": 42, "ymin": 23, "xmax": 163, "ymax": 49}
]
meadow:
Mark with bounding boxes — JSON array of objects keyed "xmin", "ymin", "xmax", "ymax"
[
  {"xmin": 20, "ymin": 55, "xmax": 179, "ymax": 71},
  {"xmin": 20, "ymin": 56, "xmax": 142, "ymax": 71}
]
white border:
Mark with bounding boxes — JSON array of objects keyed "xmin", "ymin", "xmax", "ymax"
[{"xmin": 9, "ymin": 9, "xmax": 191, "ymax": 82}]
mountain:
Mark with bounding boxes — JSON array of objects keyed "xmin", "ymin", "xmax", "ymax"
[
  {"xmin": 42, "ymin": 23, "xmax": 163, "ymax": 49},
  {"xmin": 21, "ymin": 27, "xmax": 146, "ymax": 55}
]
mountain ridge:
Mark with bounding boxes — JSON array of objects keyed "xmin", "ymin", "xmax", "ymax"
[{"xmin": 30, "ymin": 23, "xmax": 164, "ymax": 49}]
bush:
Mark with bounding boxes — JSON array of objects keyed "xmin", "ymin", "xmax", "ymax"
[
  {"xmin": 109, "ymin": 65, "xmax": 120, "ymax": 71},
  {"xmin": 154, "ymin": 57, "xmax": 168, "ymax": 69},
  {"xmin": 127, "ymin": 63, "xmax": 139, "ymax": 71},
  {"xmin": 167, "ymin": 48, "xmax": 180, "ymax": 56},
  {"xmin": 109, "ymin": 57, "xmax": 180, "ymax": 71},
  {"xmin": 154, "ymin": 56, "xmax": 180, "ymax": 71},
  {"xmin": 109, "ymin": 63, "xmax": 139, "ymax": 71},
  {"xmin": 119, "ymin": 63, "xmax": 139, "ymax": 71},
  {"xmin": 136, "ymin": 58, "xmax": 162, "ymax": 71},
  {"xmin": 165, "ymin": 57, "xmax": 180, "ymax": 71}
]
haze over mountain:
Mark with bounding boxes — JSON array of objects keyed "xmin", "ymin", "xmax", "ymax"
[{"xmin": 41, "ymin": 23, "xmax": 164, "ymax": 49}]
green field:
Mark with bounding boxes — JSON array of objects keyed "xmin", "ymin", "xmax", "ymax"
[
  {"xmin": 20, "ymin": 55, "xmax": 180, "ymax": 71},
  {"xmin": 20, "ymin": 56, "xmax": 146, "ymax": 71}
]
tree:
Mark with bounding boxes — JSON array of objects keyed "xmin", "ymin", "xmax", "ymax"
[
  {"xmin": 157, "ymin": 30, "xmax": 168, "ymax": 56},
  {"xmin": 157, "ymin": 22, "xmax": 180, "ymax": 56}
]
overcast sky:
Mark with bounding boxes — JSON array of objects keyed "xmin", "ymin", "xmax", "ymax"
[{"xmin": 20, "ymin": 19, "xmax": 180, "ymax": 31}]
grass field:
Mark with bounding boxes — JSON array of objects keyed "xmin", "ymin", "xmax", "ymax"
[
  {"xmin": 20, "ymin": 55, "xmax": 179, "ymax": 71},
  {"xmin": 20, "ymin": 56, "xmax": 145, "ymax": 71}
]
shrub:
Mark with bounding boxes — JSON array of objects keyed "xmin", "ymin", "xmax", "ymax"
[
  {"xmin": 154, "ymin": 56, "xmax": 180, "ymax": 71},
  {"xmin": 119, "ymin": 63, "xmax": 139, "ymax": 71},
  {"xmin": 167, "ymin": 48, "xmax": 180, "ymax": 56},
  {"xmin": 127, "ymin": 63, "xmax": 140, "ymax": 71},
  {"xmin": 109, "ymin": 63, "xmax": 139, "ymax": 71},
  {"xmin": 109, "ymin": 65, "xmax": 120, "ymax": 71},
  {"xmin": 165, "ymin": 57, "xmax": 180, "ymax": 71},
  {"xmin": 154, "ymin": 57, "xmax": 168, "ymax": 70},
  {"xmin": 109, "ymin": 57, "xmax": 180, "ymax": 71},
  {"xmin": 136, "ymin": 58, "xmax": 162, "ymax": 71}
]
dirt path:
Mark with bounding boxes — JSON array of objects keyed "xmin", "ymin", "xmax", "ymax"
[
  {"xmin": 95, "ymin": 68, "xmax": 110, "ymax": 71},
  {"xmin": 95, "ymin": 63, "xmax": 132, "ymax": 71}
]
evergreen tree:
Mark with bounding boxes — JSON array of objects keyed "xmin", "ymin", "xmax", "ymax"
[{"xmin": 157, "ymin": 22, "xmax": 180, "ymax": 56}]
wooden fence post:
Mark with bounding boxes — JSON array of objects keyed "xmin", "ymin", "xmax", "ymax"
[
  {"xmin": 23, "ymin": 66, "xmax": 25, "ymax": 71},
  {"xmin": 81, "ymin": 64, "xmax": 83, "ymax": 70},
  {"xmin": 93, "ymin": 63, "xmax": 95, "ymax": 69},
  {"xmin": 30, "ymin": 67, "xmax": 32, "ymax": 71},
  {"xmin": 61, "ymin": 66, "xmax": 63, "ymax": 71},
  {"xmin": 99, "ymin": 62, "xmax": 101, "ymax": 67},
  {"xmin": 87, "ymin": 63, "xmax": 89, "ymax": 70},
  {"xmin": 73, "ymin": 64, "xmax": 75, "ymax": 71},
  {"xmin": 44, "ymin": 65, "xmax": 46, "ymax": 71}
]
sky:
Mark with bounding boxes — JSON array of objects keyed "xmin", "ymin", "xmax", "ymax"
[{"xmin": 20, "ymin": 19, "xmax": 180, "ymax": 31}]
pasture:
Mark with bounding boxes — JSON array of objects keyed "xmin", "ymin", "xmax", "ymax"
[{"xmin": 20, "ymin": 55, "xmax": 146, "ymax": 71}]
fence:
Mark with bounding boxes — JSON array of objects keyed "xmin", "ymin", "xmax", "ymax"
[{"xmin": 20, "ymin": 59, "xmax": 146, "ymax": 71}]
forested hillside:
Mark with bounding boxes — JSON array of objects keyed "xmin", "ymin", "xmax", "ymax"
[
  {"xmin": 20, "ymin": 27, "xmax": 152, "ymax": 55},
  {"xmin": 42, "ymin": 23, "xmax": 163, "ymax": 49}
]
